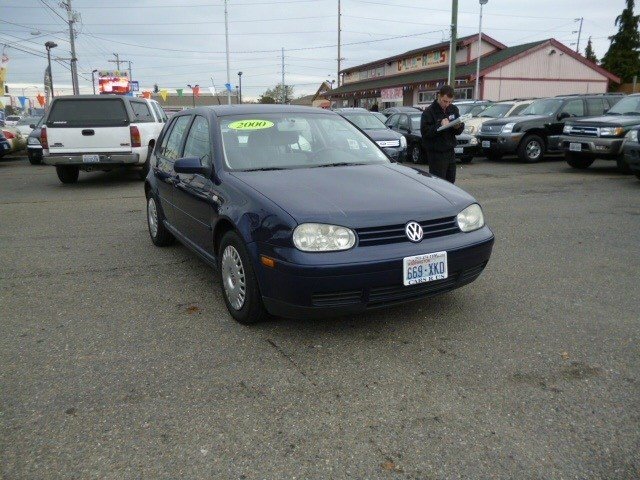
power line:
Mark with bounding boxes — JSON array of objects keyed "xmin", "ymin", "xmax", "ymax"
[{"xmin": 5, "ymin": 0, "xmax": 330, "ymax": 8}]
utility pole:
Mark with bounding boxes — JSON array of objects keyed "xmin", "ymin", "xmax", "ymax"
[
  {"xmin": 62, "ymin": 0, "xmax": 79, "ymax": 95},
  {"xmin": 281, "ymin": 47, "xmax": 286, "ymax": 104},
  {"xmin": 111, "ymin": 53, "xmax": 120, "ymax": 70},
  {"xmin": 337, "ymin": 0, "xmax": 341, "ymax": 87},
  {"xmin": 475, "ymin": 0, "xmax": 488, "ymax": 100},
  {"xmin": 126, "ymin": 61, "xmax": 132, "ymax": 83},
  {"xmin": 448, "ymin": 0, "xmax": 458, "ymax": 86},
  {"xmin": 224, "ymin": 0, "xmax": 231, "ymax": 105},
  {"xmin": 575, "ymin": 17, "xmax": 584, "ymax": 53}
]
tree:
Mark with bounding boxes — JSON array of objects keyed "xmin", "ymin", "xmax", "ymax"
[
  {"xmin": 601, "ymin": 0, "xmax": 640, "ymax": 82},
  {"xmin": 585, "ymin": 37, "xmax": 598, "ymax": 63},
  {"xmin": 259, "ymin": 83, "xmax": 295, "ymax": 104}
]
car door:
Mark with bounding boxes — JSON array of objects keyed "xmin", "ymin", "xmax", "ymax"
[
  {"xmin": 549, "ymin": 99, "xmax": 585, "ymax": 147},
  {"xmin": 172, "ymin": 115, "xmax": 218, "ymax": 254},
  {"xmin": 153, "ymin": 114, "xmax": 192, "ymax": 225}
]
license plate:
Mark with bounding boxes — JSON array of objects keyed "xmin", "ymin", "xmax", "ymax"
[
  {"xmin": 454, "ymin": 147, "xmax": 464, "ymax": 154},
  {"xmin": 83, "ymin": 154, "xmax": 100, "ymax": 163},
  {"xmin": 403, "ymin": 251, "xmax": 448, "ymax": 286},
  {"xmin": 482, "ymin": 140, "xmax": 490, "ymax": 148},
  {"xmin": 569, "ymin": 143, "xmax": 582, "ymax": 152}
]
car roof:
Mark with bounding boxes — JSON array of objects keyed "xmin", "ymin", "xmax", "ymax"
[{"xmin": 178, "ymin": 104, "xmax": 337, "ymax": 117}]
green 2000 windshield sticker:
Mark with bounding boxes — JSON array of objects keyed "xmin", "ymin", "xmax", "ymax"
[{"xmin": 228, "ymin": 119, "xmax": 274, "ymax": 130}]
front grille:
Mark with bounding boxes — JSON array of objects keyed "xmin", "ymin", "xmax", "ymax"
[
  {"xmin": 456, "ymin": 138, "xmax": 470, "ymax": 146},
  {"xmin": 312, "ymin": 290, "xmax": 363, "ymax": 307},
  {"xmin": 481, "ymin": 124, "xmax": 502, "ymax": 133},
  {"xmin": 369, "ymin": 277, "xmax": 458, "ymax": 304},
  {"xmin": 567, "ymin": 126, "xmax": 598, "ymax": 137},
  {"xmin": 356, "ymin": 216, "xmax": 459, "ymax": 247}
]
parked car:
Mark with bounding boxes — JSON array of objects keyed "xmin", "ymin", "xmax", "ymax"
[
  {"xmin": 371, "ymin": 111, "xmax": 388, "ymax": 123},
  {"xmin": 561, "ymin": 93, "xmax": 640, "ymax": 172},
  {"xmin": 454, "ymin": 100, "xmax": 493, "ymax": 117},
  {"xmin": 15, "ymin": 116, "xmax": 42, "ymax": 137},
  {"xmin": 42, "ymin": 95, "xmax": 166, "ymax": 183},
  {"xmin": 0, "ymin": 131, "xmax": 11, "ymax": 157},
  {"xmin": 462, "ymin": 99, "xmax": 535, "ymax": 136},
  {"xmin": 5, "ymin": 115, "xmax": 22, "ymax": 127},
  {"xmin": 381, "ymin": 106, "xmax": 421, "ymax": 118},
  {"xmin": 26, "ymin": 117, "xmax": 44, "ymax": 165},
  {"xmin": 622, "ymin": 127, "xmax": 640, "ymax": 180},
  {"xmin": 0, "ymin": 127, "xmax": 26, "ymax": 157},
  {"xmin": 145, "ymin": 105, "xmax": 494, "ymax": 324},
  {"xmin": 386, "ymin": 112, "xmax": 424, "ymax": 163},
  {"xmin": 335, "ymin": 108, "xmax": 407, "ymax": 162},
  {"xmin": 477, "ymin": 94, "xmax": 623, "ymax": 162}
]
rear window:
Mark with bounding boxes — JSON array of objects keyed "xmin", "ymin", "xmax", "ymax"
[
  {"xmin": 130, "ymin": 101, "xmax": 154, "ymax": 123},
  {"xmin": 46, "ymin": 99, "xmax": 128, "ymax": 127}
]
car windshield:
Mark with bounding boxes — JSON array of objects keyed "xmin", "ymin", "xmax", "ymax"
[
  {"xmin": 606, "ymin": 96, "xmax": 640, "ymax": 115},
  {"xmin": 479, "ymin": 104, "xmax": 513, "ymax": 118},
  {"xmin": 220, "ymin": 113, "xmax": 390, "ymax": 171},
  {"xmin": 521, "ymin": 99, "xmax": 563, "ymax": 116},
  {"xmin": 456, "ymin": 104, "xmax": 476, "ymax": 115},
  {"xmin": 342, "ymin": 113, "xmax": 387, "ymax": 130},
  {"xmin": 410, "ymin": 115, "xmax": 421, "ymax": 131},
  {"xmin": 17, "ymin": 116, "xmax": 41, "ymax": 126}
]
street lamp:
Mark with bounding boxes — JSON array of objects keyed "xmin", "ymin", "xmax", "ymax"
[
  {"xmin": 475, "ymin": 0, "xmax": 488, "ymax": 100},
  {"xmin": 237, "ymin": 71, "xmax": 243, "ymax": 104},
  {"xmin": 45, "ymin": 41, "xmax": 57, "ymax": 98},
  {"xmin": 91, "ymin": 69, "xmax": 98, "ymax": 95}
]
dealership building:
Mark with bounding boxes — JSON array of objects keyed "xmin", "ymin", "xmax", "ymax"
[{"xmin": 326, "ymin": 34, "xmax": 620, "ymax": 109}]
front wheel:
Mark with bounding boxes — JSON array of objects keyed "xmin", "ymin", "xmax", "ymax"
[
  {"xmin": 55, "ymin": 165, "xmax": 79, "ymax": 184},
  {"xmin": 409, "ymin": 144, "xmax": 424, "ymax": 164},
  {"xmin": 218, "ymin": 231, "xmax": 269, "ymax": 325},
  {"xmin": 565, "ymin": 152, "xmax": 594, "ymax": 170},
  {"xmin": 518, "ymin": 134, "xmax": 545, "ymax": 163}
]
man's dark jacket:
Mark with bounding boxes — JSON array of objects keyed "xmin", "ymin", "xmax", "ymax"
[{"xmin": 420, "ymin": 99, "xmax": 464, "ymax": 153}]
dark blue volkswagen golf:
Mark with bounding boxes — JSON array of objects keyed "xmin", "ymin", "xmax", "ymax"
[{"xmin": 145, "ymin": 105, "xmax": 494, "ymax": 324}]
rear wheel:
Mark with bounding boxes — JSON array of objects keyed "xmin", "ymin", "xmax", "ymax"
[
  {"xmin": 616, "ymin": 156, "xmax": 633, "ymax": 174},
  {"xmin": 55, "ymin": 165, "xmax": 79, "ymax": 184},
  {"xmin": 409, "ymin": 144, "xmax": 424, "ymax": 164},
  {"xmin": 565, "ymin": 152, "xmax": 594, "ymax": 170},
  {"xmin": 218, "ymin": 231, "xmax": 268, "ymax": 325},
  {"xmin": 146, "ymin": 194, "xmax": 175, "ymax": 247},
  {"xmin": 518, "ymin": 134, "xmax": 545, "ymax": 163},
  {"xmin": 27, "ymin": 152, "xmax": 42, "ymax": 165}
]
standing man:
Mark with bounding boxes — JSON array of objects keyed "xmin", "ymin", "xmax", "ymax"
[{"xmin": 420, "ymin": 85, "xmax": 464, "ymax": 183}]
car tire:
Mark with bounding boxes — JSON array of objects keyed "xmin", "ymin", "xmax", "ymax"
[
  {"xmin": 616, "ymin": 156, "xmax": 633, "ymax": 174},
  {"xmin": 218, "ymin": 231, "xmax": 269, "ymax": 325},
  {"xmin": 518, "ymin": 134, "xmax": 545, "ymax": 163},
  {"xmin": 458, "ymin": 155, "xmax": 473, "ymax": 164},
  {"xmin": 55, "ymin": 165, "xmax": 79, "ymax": 184},
  {"xmin": 28, "ymin": 152, "xmax": 42, "ymax": 165},
  {"xmin": 409, "ymin": 144, "xmax": 424, "ymax": 164},
  {"xmin": 138, "ymin": 149, "xmax": 151, "ymax": 180},
  {"xmin": 146, "ymin": 193, "xmax": 175, "ymax": 247},
  {"xmin": 565, "ymin": 153, "xmax": 594, "ymax": 169}
]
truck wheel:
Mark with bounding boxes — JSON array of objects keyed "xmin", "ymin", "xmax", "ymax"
[
  {"xmin": 218, "ymin": 231, "xmax": 269, "ymax": 325},
  {"xmin": 565, "ymin": 153, "xmax": 594, "ymax": 169},
  {"xmin": 55, "ymin": 165, "xmax": 79, "ymax": 184},
  {"xmin": 616, "ymin": 156, "xmax": 633, "ymax": 174},
  {"xmin": 146, "ymin": 193, "xmax": 175, "ymax": 247},
  {"xmin": 518, "ymin": 134, "xmax": 545, "ymax": 163},
  {"xmin": 28, "ymin": 152, "xmax": 42, "ymax": 165},
  {"xmin": 409, "ymin": 144, "xmax": 424, "ymax": 164}
]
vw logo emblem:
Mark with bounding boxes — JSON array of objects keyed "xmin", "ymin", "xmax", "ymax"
[{"xmin": 405, "ymin": 221, "xmax": 424, "ymax": 242}]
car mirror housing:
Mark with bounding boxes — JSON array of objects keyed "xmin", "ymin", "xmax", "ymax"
[{"xmin": 174, "ymin": 157, "xmax": 209, "ymax": 176}]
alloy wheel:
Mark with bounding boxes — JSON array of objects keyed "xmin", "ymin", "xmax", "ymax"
[
  {"xmin": 526, "ymin": 140, "xmax": 541, "ymax": 160},
  {"xmin": 147, "ymin": 197, "xmax": 159, "ymax": 238},
  {"xmin": 221, "ymin": 245, "xmax": 246, "ymax": 311}
]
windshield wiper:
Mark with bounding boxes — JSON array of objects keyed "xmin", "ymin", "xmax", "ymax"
[
  {"xmin": 312, "ymin": 162, "xmax": 363, "ymax": 168},
  {"xmin": 605, "ymin": 111, "xmax": 621, "ymax": 115},
  {"xmin": 238, "ymin": 167, "xmax": 287, "ymax": 171}
]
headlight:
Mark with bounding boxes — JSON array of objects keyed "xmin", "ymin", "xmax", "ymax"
[
  {"xmin": 456, "ymin": 204, "xmax": 485, "ymax": 233},
  {"xmin": 599, "ymin": 126, "xmax": 625, "ymax": 137},
  {"xmin": 293, "ymin": 223, "xmax": 356, "ymax": 252},
  {"xmin": 501, "ymin": 123, "xmax": 516, "ymax": 133},
  {"xmin": 27, "ymin": 137, "xmax": 41, "ymax": 145},
  {"xmin": 464, "ymin": 125, "xmax": 476, "ymax": 134},
  {"xmin": 400, "ymin": 135, "xmax": 407, "ymax": 149},
  {"xmin": 563, "ymin": 125, "xmax": 572, "ymax": 134},
  {"xmin": 626, "ymin": 129, "xmax": 638, "ymax": 142},
  {"xmin": 469, "ymin": 136, "xmax": 478, "ymax": 146}
]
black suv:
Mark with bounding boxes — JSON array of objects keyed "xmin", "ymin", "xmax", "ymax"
[
  {"xmin": 561, "ymin": 94, "xmax": 640, "ymax": 172},
  {"xmin": 477, "ymin": 94, "xmax": 623, "ymax": 162}
]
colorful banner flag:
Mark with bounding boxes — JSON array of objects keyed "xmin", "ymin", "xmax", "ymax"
[
  {"xmin": 208, "ymin": 86, "xmax": 216, "ymax": 96},
  {"xmin": 36, "ymin": 94, "xmax": 45, "ymax": 107},
  {"xmin": 18, "ymin": 96, "xmax": 28, "ymax": 108},
  {"xmin": 176, "ymin": 88, "xmax": 183, "ymax": 97},
  {"xmin": 142, "ymin": 91, "xmax": 151, "ymax": 99},
  {"xmin": 159, "ymin": 89, "xmax": 168, "ymax": 101},
  {"xmin": 192, "ymin": 85, "xmax": 200, "ymax": 98},
  {"xmin": 224, "ymin": 83, "xmax": 232, "ymax": 92}
]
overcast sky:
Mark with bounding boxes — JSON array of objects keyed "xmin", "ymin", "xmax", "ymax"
[{"xmin": 1, "ymin": 0, "xmax": 628, "ymax": 100}]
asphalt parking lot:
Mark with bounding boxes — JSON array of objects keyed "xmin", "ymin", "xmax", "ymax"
[{"xmin": 1, "ymin": 153, "xmax": 639, "ymax": 479}]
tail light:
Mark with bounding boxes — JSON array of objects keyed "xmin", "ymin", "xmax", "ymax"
[
  {"xmin": 2, "ymin": 130, "xmax": 15, "ymax": 140},
  {"xmin": 40, "ymin": 126, "xmax": 48, "ymax": 149},
  {"xmin": 130, "ymin": 126, "xmax": 141, "ymax": 148}
]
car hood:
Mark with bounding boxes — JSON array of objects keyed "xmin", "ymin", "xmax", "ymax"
[
  {"xmin": 231, "ymin": 163, "xmax": 474, "ymax": 228},
  {"xmin": 566, "ymin": 114, "xmax": 640, "ymax": 127},
  {"xmin": 483, "ymin": 114, "xmax": 548, "ymax": 126},
  {"xmin": 362, "ymin": 128, "xmax": 403, "ymax": 142}
]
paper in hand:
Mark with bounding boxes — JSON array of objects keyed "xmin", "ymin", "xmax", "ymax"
[{"xmin": 437, "ymin": 113, "xmax": 472, "ymax": 132}]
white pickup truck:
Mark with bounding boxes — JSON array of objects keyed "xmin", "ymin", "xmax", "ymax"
[{"xmin": 42, "ymin": 95, "xmax": 168, "ymax": 183}]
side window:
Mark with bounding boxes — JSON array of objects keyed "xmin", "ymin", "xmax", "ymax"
[
  {"xmin": 386, "ymin": 114, "xmax": 399, "ymax": 128},
  {"xmin": 398, "ymin": 114, "xmax": 409, "ymax": 129},
  {"xmin": 586, "ymin": 98, "xmax": 606, "ymax": 116},
  {"xmin": 130, "ymin": 101, "xmax": 154, "ymax": 122},
  {"xmin": 561, "ymin": 99, "xmax": 585, "ymax": 117},
  {"xmin": 152, "ymin": 102, "xmax": 167, "ymax": 122},
  {"xmin": 510, "ymin": 104, "xmax": 529, "ymax": 116},
  {"xmin": 160, "ymin": 115, "xmax": 191, "ymax": 160},
  {"xmin": 182, "ymin": 116, "xmax": 211, "ymax": 167},
  {"xmin": 606, "ymin": 96, "xmax": 623, "ymax": 108}
]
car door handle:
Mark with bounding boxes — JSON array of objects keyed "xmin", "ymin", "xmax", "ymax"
[{"xmin": 81, "ymin": 129, "xmax": 95, "ymax": 136}]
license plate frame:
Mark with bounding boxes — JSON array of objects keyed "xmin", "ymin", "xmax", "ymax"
[
  {"xmin": 482, "ymin": 140, "xmax": 490, "ymax": 148},
  {"xmin": 82, "ymin": 154, "xmax": 100, "ymax": 163},
  {"xmin": 454, "ymin": 147, "xmax": 464, "ymax": 154},
  {"xmin": 403, "ymin": 251, "xmax": 448, "ymax": 286},
  {"xmin": 569, "ymin": 142, "xmax": 582, "ymax": 152}
]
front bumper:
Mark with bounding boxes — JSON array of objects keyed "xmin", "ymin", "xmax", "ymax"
[
  {"xmin": 623, "ymin": 141, "xmax": 640, "ymax": 173},
  {"xmin": 43, "ymin": 152, "xmax": 140, "ymax": 166},
  {"xmin": 254, "ymin": 227, "xmax": 494, "ymax": 319},
  {"xmin": 560, "ymin": 135, "xmax": 625, "ymax": 158},
  {"xmin": 477, "ymin": 132, "xmax": 523, "ymax": 155},
  {"xmin": 455, "ymin": 135, "xmax": 480, "ymax": 158}
]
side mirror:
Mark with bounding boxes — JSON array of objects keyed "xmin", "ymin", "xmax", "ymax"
[
  {"xmin": 174, "ymin": 157, "xmax": 209, "ymax": 176},
  {"xmin": 30, "ymin": 124, "xmax": 36, "ymax": 129},
  {"xmin": 558, "ymin": 112, "xmax": 570, "ymax": 121}
]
